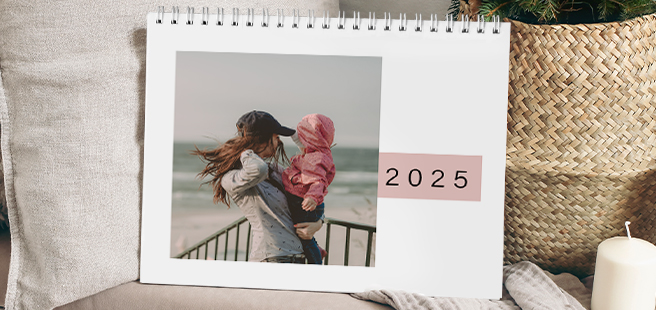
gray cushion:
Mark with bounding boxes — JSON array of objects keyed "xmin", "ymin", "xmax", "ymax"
[
  {"xmin": 0, "ymin": 71, "xmax": 8, "ymax": 231},
  {"xmin": 0, "ymin": 1, "xmax": 337, "ymax": 309},
  {"xmin": 57, "ymin": 282, "xmax": 392, "ymax": 310}
]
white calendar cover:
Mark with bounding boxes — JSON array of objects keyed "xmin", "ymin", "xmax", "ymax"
[{"xmin": 140, "ymin": 9, "xmax": 511, "ymax": 299}]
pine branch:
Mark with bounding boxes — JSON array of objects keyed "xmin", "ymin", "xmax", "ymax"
[
  {"xmin": 532, "ymin": 0, "xmax": 560, "ymax": 22},
  {"xmin": 476, "ymin": 0, "xmax": 656, "ymax": 23},
  {"xmin": 448, "ymin": 0, "xmax": 462, "ymax": 17},
  {"xmin": 479, "ymin": 0, "xmax": 513, "ymax": 19},
  {"xmin": 621, "ymin": 0, "xmax": 656, "ymax": 19},
  {"xmin": 598, "ymin": 0, "xmax": 620, "ymax": 20}
]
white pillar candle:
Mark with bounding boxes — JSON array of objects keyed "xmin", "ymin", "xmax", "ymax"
[{"xmin": 591, "ymin": 222, "xmax": 656, "ymax": 310}]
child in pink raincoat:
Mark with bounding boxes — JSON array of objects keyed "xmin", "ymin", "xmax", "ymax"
[{"xmin": 282, "ymin": 113, "xmax": 336, "ymax": 264}]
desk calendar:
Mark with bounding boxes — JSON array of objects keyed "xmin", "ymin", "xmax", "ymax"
[{"xmin": 140, "ymin": 7, "xmax": 511, "ymax": 299}]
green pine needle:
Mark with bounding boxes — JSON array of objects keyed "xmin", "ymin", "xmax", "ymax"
[{"xmin": 474, "ymin": 0, "xmax": 656, "ymax": 23}]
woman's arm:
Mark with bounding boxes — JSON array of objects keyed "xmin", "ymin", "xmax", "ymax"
[
  {"xmin": 221, "ymin": 150, "xmax": 269, "ymax": 195},
  {"xmin": 294, "ymin": 220, "xmax": 323, "ymax": 240}
]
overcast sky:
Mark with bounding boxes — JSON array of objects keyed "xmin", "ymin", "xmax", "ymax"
[{"xmin": 174, "ymin": 51, "xmax": 382, "ymax": 148}]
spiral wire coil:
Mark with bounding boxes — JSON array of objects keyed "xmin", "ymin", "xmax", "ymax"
[{"xmin": 154, "ymin": 6, "xmax": 501, "ymax": 34}]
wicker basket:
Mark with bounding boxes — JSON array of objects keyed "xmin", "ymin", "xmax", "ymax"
[{"xmin": 504, "ymin": 13, "xmax": 656, "ymax": 277}]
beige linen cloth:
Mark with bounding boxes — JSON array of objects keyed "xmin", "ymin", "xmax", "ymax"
[
  {"xmin": 353, "ymin": 261, "xmax": 592, "ymax": 310},
  {"xmin": 0, "ymin": 1, "xmax": 338, "ymax": 309}
]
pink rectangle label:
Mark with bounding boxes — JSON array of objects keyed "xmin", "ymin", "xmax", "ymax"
[{"xmin": 377, "ymin": 153, "xmax": 482, "ymax": 201}]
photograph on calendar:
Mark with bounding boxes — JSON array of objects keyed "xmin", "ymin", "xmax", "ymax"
[{"xmin": 170, "ymin": 51, "xmax": 382, "ymax": 267}]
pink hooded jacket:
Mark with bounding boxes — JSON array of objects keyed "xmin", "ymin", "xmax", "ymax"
[{"xmin": 282, "ymin": 114, "xmax": 336, "ymax": 205}]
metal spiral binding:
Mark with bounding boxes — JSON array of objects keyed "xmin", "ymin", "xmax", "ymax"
[
  {"xmin": 398, "ymin": 13, "xmax": 406, "ymax": 31},
  {"xmin": 277, "ymin": 9, "xmax": 284, "ymax": 28},
  {"xmin": 383, "ymin": 12, "xmax": 391, "ymax": 31},
  {"xmin": 186, "ymin": 7, "xmax": 194, "ymax": 25},
  {"xmin": 368, "ymin": 12, "xmax": 375, "ymax": 30},
  {"xmin": 337, "ymin": 11, "xmax": 345, "ymax": 29},
  {"xmin": 430, "ymin": 14, "xmax": 437, "ymax": 32},
  {"xmin": 154, "ymin": 7, "xmax": 502, "ymax": 34},
  {"xmin": 353, "ymin": 12, "xmax": 361, "ymax": 30},
  {"xmin": 201, "ymin": 7, "xmax": 209, "ymax": 25},
  {"xmin": 231, "ymin": 8, "xmax": 239, "ymax": 26},
  {"xmin": 246, "ymin": 9, "xmax": 254, "ymax": 27},
  {"xmin": 171, "ymin": 6, "xmax": 179, "ymax": 24},
  {"xmin": 292, "ymin": 9, "xmax": 299, "ymax": 28},
  {"xmin": 461, "ymin": 14, "xmax": 469, "ymax": 33},
  {"xmin": 217, "ymin": 8, "xmax": 224, "ymax": 26},
  {"xmin": 308, "ymin": 10, "xmax": 315, "ymax": 28},
  {"xmin": 492, "ymin": 15, "xmax": 501, "ymax": 34},
  {"xmin": 262, "ymin": 9, "xmax": 269, "ymax": 27},
  {"xmin": 156, "ymin": 6, "xmax": 164, "ymax": 24},
  {"xmin": 445, "ymin": 14, "xmax": 453, "ymax": 32},
  {"xmin": 322, "ymin": 11, "xmax": 330, "ymax": 29}
]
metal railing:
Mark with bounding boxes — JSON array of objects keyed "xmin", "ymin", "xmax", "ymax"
[
  {"xmin": 323, "ymin": 218, "xmax": 376, "ymax": 266},
  {"xmin": 175, "ymin": 216, "xmax": 251, "ymax": 261},
  {"xmin": 175, "ymin": 216, "xmax": 376, "ymax": 266}
]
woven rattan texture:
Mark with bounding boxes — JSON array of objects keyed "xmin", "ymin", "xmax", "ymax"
[{"xmin": 505, "ymin": 13, "xmax": 656, "ymax": 277}]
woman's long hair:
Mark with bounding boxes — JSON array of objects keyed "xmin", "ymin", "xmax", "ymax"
[{"xmin": 191, "ymin": 134, "xmax": 288, "ymax": 207}]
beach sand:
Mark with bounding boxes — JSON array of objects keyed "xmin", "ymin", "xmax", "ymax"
[{"xmin": 171, "ymin": 206, "xmax": 377, "ymax": 267}]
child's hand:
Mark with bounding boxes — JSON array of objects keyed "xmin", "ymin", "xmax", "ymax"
[{"xmin": 301, "ymin": 197, "xmax": 317, "ymax": 211}]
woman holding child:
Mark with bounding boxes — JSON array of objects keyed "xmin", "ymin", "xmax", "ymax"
[{"xmin": 192, "ymin": 111, "xmax": 325, "ymax": 264}]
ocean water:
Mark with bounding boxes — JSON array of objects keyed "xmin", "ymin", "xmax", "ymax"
[{"xmin": 171, "ymin": 142, "xmax": 379, "ymax": 217}]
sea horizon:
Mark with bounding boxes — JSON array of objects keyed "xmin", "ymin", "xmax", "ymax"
[{"xmin": 172, "ymin": 141, "xmax": 379, "ymax": 211}]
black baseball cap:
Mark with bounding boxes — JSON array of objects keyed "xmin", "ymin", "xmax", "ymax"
[{"xmin": 236, "ymin": 111, "xmax": 295, "ymax": 137}]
